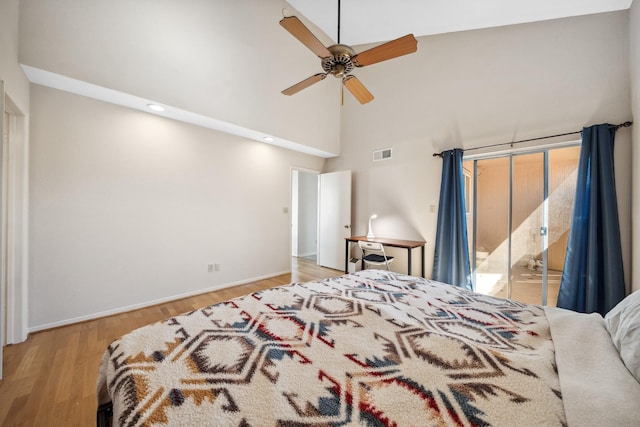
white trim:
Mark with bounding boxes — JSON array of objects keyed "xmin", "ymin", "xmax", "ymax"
[
  {"xmin": 290, "ymin": 166, "xmax": 321, "ymax": 263},
  {"xmin": 20, "ymin": 65, "xmax": 337, "ymax": 159},
  {"xmin": 0, "ymin": 96, "xmax": 7, "ymax": 345},
  {"xmin": 291, "ymin": 170, "xmax": 299, "ymax": 257},
  {"xmin": 0, "ymin": 81, "xmax": 4, "ymax": 379},
  {"xmin": 18, "ymin": 112, "xmax": 29, "ymax": 344},
  {"xmin": 28, "ymin": 270, "xmax": 289, "ymax": 333},
  {"xmin": 2, "ymin": 95, "xmax": 29, "ymax": 344}
]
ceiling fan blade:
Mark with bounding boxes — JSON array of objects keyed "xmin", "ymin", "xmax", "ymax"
[
  {"xmin": 352, "ymin": 34, "xmax": 418, "ymax": 67},
  {"xmin": 282, "ymin": 73, "xmax": 327, "ymax": 96},
  {"xmin": 280, "ymin": 16, "xmax": 332, "ymax": 59},
  {"xmin": 343, "ymin": 75, "xmax": 374, "ymax": 104}
]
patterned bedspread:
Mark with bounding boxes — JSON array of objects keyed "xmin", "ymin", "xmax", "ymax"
[{"xmin": 97, "ymin": 270, "xmax": 566, "ymax": 426}]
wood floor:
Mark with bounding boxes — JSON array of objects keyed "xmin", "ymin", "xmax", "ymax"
[{"xmin": 0, "ymin": 257, "xmax": 342, "ymax": 427}]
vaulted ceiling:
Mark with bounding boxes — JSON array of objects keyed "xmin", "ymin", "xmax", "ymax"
[
  {"xmin": 18, "ymin": 0, "xmax": 635, "ymax": 158},
  {"xmin": 288, "ymin": 0, "xmax": 633, "ymax": 46}
]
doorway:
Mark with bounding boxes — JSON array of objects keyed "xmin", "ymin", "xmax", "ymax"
[
  {"xmin": 290, "ymin": 169, "xmax": 352, "ymax": 272},
  {"xmin": 464, "ymin": 145, "xmax": 580, "ymax": 306},
  {"xmin": 291, "ymin": 169, "xmax": 319, "ymax": 261}
]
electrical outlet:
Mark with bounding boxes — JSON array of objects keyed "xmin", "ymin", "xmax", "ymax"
[
  {"xmin": 207, "ymin": 264, "xmax": 214, "ymax": 273},
  {"xmin": 214, "ymin": 263, "xmax": 221, "ymax": 272}
]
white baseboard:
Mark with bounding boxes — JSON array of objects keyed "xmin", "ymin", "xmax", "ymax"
[{"xmin": 28, "ymin": 270, "xmax": 290, "ymax": 333}]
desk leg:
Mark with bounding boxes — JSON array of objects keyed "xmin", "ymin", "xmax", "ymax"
[
  {"xmin": 407, "ymin": 248, "xmax": 412, "ymax": 276},
  {"xmin": 421, "ymin": 246, "xmax": 425, "ymax": 278},
  {"xmin": 344, "ymin": 241, "xmax": 349, "ymax": 274}
]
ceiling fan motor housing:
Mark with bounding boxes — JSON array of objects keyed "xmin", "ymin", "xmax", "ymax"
[{"xmin": 322, "ymin": 44, "xmax": 356, "ymax": 78}]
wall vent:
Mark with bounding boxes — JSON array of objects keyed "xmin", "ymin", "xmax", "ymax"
[{"xmin": 372, "ymin": 147, "xmax": 393, "ymax": 162}]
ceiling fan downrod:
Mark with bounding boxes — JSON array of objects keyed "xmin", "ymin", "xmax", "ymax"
[{"xmin": 337, "ymin": 0, "xmax": 341, "ymax": 44}]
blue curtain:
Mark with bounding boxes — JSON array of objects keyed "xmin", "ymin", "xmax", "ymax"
[
  {"xmin": 432, "ymin": 149, "xmax": 472, "ymax": 289},
  {"xmin": 557, "ymin": 124, "xmax": 625, "ymax": 315}
]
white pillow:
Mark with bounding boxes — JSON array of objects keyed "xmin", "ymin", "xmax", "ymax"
[{"xmin": 604, "ymin": 290, "xmax": 640, "ymax": 382}]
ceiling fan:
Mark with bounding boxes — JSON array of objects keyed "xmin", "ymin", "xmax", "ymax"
[{"xmin": 279, "ymin": 8, "xmax": 418, "ymax": 104}]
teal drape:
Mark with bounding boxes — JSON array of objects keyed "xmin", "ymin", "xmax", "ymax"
[
  {"xmin": 557, "ymin": 124, "xmax": 625, "ymax": 315},
  {"xmin": 432, "ymin": 149, "xmax": 472, "ymax": 289}
]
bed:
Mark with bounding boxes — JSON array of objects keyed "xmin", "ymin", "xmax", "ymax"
[{"xmin": 97, "ymin": 270, "xmax": 640, "ymax": 426}]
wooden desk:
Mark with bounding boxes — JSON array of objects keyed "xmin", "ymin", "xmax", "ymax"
[{"xmin": 345, "ymin": 236, "xmax": 426, "ymax": 277}]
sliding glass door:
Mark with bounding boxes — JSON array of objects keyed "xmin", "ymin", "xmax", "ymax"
[{"xmin": 464, "ymin": 145, "xmax": 580, "ymax": 306}]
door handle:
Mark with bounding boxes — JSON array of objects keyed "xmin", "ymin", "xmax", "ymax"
[{"xmin": 344, "ymin": 225, "xmax": 351, "ymax": 229}]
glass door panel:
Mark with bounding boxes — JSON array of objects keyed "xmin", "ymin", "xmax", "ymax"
[
  {"xmin": 466, "ymin": 157, "xmax": 510, "ymax": 300},
  {"xmin": 547, "ymin": 146, "xmax": 580, "ymax": 306},
  {"xmin": 511, "ymin": 153, "xmax": 545, "ymax": 305}
]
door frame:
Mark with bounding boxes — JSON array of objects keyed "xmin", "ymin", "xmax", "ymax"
[
  {"xmin": 1, "ymin": 87, "xmax": 30, "ymax": 350},
  {"xmin": 0, "ymin": 82, "xmax": 4, "ymax": 379},
  {"xmin": 290, "ymin": 167, "xmax": 320, "ymax": 261},
  {"xmin": 464, "ymin": 140, "xmax": 580, "ymax": 305}
]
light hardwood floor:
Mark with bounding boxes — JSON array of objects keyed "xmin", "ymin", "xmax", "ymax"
[{"xmin": 0, "ymin": 257, "xmax": 342, "ymax": 427}]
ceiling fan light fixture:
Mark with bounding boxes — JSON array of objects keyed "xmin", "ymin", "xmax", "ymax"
[
  {"xmin": 333, "ymin": 64, "xmax": 346, "ymax": 78},
  {"xmin": 147, "ymin": 103, "xmax": 165, "ymax": 112}
]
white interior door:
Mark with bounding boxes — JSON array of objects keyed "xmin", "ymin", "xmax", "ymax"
[{"xmin": 318, "ymin": 170, "xmax": 351, "ymax": 270}]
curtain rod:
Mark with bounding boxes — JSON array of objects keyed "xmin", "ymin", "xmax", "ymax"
[{"xmin": 432, "ymin": 121, "xmax": 633, "ymax": 158}]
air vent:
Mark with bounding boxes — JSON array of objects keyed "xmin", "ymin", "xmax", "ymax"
[{"xmin": 372, "ymin": 148, "xmax": 393, "ymax": 162}]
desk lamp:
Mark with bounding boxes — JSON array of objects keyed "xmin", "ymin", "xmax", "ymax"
[{"xmin": 366, "ymin": 214, "xmax": 377, "ymax": 239}]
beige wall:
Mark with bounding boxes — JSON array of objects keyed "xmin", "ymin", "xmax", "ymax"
[
  {"xmin": 28, "ymin": 85, "xmax": 325, "ymax": 330},
  {"xmin": 19, "ymin": 0, "xmax": 338, "ymax": 331},
  {"xmin": 18, "ymin": 0, "xmax": 341, "ymax": 156},
  {"xmin": 631, "ymin": 0, "xmax": 639, "ymax": 293},
  {"xmin": 296, "ymin": 171, "xmax": 318, "ymax": 257},
  {"xmin": 327, "ymin": 11, "xmax": 633, "ymax": 283}
]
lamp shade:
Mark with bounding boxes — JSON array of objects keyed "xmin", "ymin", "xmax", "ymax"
[{"xmin": 366, "ymin": 214, "xmax": 378, "ymax": 239}]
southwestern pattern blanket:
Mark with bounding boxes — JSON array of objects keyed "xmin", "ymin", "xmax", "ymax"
[{"xmin": 97, "ymin": 270, "xmax": 565, "ymax": 426}]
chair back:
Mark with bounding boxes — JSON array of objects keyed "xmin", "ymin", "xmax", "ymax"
[
  {"xmin": 357, "ymin": 240, "xmax": 394, "ymax": 270},
  {"xmin": 358, "ymin": 241, "xmax": 384, "ymax": 252}
]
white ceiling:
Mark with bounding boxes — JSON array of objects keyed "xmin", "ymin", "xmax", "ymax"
[{"xmin": 287, "ymin": 0, "xmax": 633, "ymax": 46}]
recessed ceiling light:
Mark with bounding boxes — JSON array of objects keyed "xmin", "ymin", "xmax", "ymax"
[
  {"xmin": 263, "ymin": 136, "xmax": 274, "ymax": 142},
  {"xmin": 147, "ymin": 104, "xmax": 165, "ymax": 112}
]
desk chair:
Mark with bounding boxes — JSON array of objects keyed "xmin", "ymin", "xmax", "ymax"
[{"xmin": 358, "ymin": 241, "xmax": 394, "ymax": 270}]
